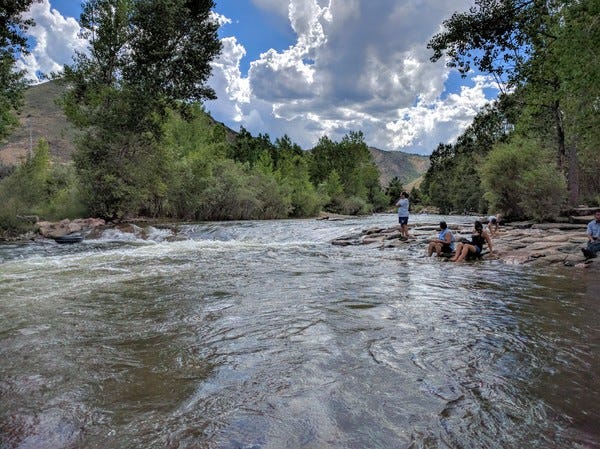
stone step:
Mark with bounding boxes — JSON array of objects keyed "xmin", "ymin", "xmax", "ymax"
[
  {"xmin": 564, "ymin": 207, "xmax": 598, "ymax": 217},
  {"xmin": 569, "ymin": 215, "xmax": 594, "ymax": 224}
]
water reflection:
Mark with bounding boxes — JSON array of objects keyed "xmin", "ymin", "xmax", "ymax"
[{"xmin": 0, "ymin": 216, "xmax": 598, "ymax": 448}]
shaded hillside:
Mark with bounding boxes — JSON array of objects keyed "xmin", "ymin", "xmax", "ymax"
[
  {"xmin": 0, "ymin": 80, "xmax": 78, "ymax": 165},
  {"xmin": 0, "ymin": 80, "xmax": 237, "ymax": 165},
  {"xmin": 1, "ymin": 80, "xmax": 430, "ymax": 186},
  {"xmin": 368, "ymin": 146, "xmax": 429, "ymax": 188}
]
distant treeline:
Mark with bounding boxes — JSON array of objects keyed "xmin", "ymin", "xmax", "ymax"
[
  {"xmin": 0, "ymin": 116, "xmax": 401, "ymax": 233},
  {"xmin": 0, "ymin": 0, "xmax": 396, "ymax": 233},
  {"xmin": 2, "ymin": 0, "xmax": 598, "ymax": 234}
]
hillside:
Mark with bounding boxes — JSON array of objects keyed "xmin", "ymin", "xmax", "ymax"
[
  {"xmin": 368, "ymin": 146, "xmax": 429, "ymax": 188},
  {"xmin": 0, "ymin": 80, "xmax": 78, "ymax": 165},
  {"xmin": 0, "ymin": 80, "xmax": 429, "ymax": 185}
]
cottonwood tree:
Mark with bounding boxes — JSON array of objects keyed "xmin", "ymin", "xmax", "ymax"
[
  {"xmin": 0, "ymin": 0, "xmax": 41, "ymax": 140},
  {"xmin": 62, "ymin": 0, "xmax": 222, "ymax": 218},
  {"xmin": 428, "ymin": 0, "xmax": 597, "ymax": 205}
]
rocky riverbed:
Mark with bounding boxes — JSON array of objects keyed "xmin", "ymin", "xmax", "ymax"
[
  {"xmin": 331, "ymin": 220, "xmax": 597, "ymax": 270},
  {"xmin": 3, "ymin": 215, "xmax": 598, "ymax": 270}
]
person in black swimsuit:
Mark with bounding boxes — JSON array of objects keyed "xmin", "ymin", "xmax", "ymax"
[{"xmin": 449, "ymin": 220, "xmax": 493, "ymax": 262}]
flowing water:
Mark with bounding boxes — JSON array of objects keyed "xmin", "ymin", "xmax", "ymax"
[{"xmin": 1, "ymin": 214, "xmax": 599, "ymax": 449}]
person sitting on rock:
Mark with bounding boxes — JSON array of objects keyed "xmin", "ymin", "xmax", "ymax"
[
  {"xmin": 582, "ymin": 208, "xmax": 600, "ymax": 259},
  {"xmin": 427, "ymin": 221, "xmax": 455, "ymax": 257},
  {"xmin": 449, "ymin": 220, "xmax": 493, "ymax": 262}
]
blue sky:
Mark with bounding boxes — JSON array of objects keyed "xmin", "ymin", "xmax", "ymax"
[{"xmin": 19, "ymin": 0, "xmax": 498, "ymax": 155}]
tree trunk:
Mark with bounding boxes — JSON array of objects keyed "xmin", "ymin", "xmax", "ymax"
[
  {"xmin": 551, "ymin": 100, "xmax": 581, "ymax": 205},
  {"xmin": 553, "ymin": 100, "xmax": 566, "ymax": 172},
  {"xmin": 567, "ymin": 138, "xmax": 580, "ymax": 206}
]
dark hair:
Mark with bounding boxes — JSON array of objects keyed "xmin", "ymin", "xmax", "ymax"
[
  {"xmin": 491, "ymin": 218, "xmax": 497, "ymax": 224},
  {"xmin": 595, "ymin": 208, "xmax": 600, "ymax": 214},
  {"xmin": 439, "ymin": 221, "xmax": 447, "ymax": 229},
  {"xmin": 474, "ymin": 220, "xmax": 483, "ymax": 231},
  {"xmin": 401, "ymin": 191, "xmax": 409, "ymax": 198}
]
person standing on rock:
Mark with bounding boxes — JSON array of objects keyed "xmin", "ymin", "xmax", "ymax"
[
  {"xmin": 396, "ymin": 191, "xmax": 410, "ymax": 239},
  {"xmin": 582, "ymin": 208, "xmax": 600, "ymax": 259},
  {"xmin": 427, "ymin": 221, "xmax": 455, "ymax": 256}
]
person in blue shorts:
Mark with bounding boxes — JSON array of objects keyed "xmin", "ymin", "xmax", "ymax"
[
  {"xmin": 582, "ymin": 208, "xmax": 600, "ymax": 259},
  {"xmin": 396, "ymin": 191, "xmax": 410, "ymax": 238},
  {"xmin": 449, "ymin": 220, "xmax": 493, "ymax": 262}
]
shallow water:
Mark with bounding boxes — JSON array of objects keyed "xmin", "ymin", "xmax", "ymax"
[{"xmin": 1, "ymin": 214, "xmax": 599, "ymax": 449}]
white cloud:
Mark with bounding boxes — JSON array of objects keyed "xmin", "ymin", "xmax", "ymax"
[
  {"xmin": 19, "ymin": 0, "xmax": 494, "ymax": 155},
  {"xmin": 250, "ymin": 0, "xmax": 290, "ymax": 19},
  {"xmin": 17, "ymin": 0, "xmax": 86, "ymax": 82},
  {"xmin": 207, "ymin": 0, "xmax": 494, "ymax": 154}
]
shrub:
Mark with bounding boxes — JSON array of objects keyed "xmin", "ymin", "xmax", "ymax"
[
  {"xmin": 518, "ymin": 164, "xmax": 567, "ymax": 221},
  {"xmin": 481, "ymin": 135, "xmax": 567, "ymax": 220}
]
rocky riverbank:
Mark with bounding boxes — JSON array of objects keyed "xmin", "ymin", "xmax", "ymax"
[
  {"xmin": 332, "ymin": 220, "xmax": 597, "ymax": 269},
  {"xmin": 2, "ymin": 215, "xmax": 597, "ymax": 270}
]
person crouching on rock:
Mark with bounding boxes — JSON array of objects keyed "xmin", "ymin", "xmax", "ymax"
[
  {"xmin": 449, "ymin": 220, "xmax": 493, "ymax": 263},
  {"xmin": 427, "ymin": 221, "xmax": 455, "ymax": 257},
  {"xmin": 582, "ymin": 208, "xmax": 600, "ymax": 259},
  {"xmin": 487, "ymin": 214, "xmax": 499, "ymax": 236}
]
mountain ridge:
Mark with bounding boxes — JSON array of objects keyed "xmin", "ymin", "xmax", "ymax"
[{"xmin": 0, "ymin": 80, "xmax": 429, "ymax": 187}]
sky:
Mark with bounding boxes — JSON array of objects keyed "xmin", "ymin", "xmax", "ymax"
[{"xmin": 17, "ymin": 0, "xmax": 499, "ymax": 155}]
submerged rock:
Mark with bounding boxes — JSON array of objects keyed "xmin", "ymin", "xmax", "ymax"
[
  {"xmin": 332, "ymin": 220, "xmax": 597, "ymax": 269},
  {"xmin": 36, "ymin": 218, "xmax": 106, "ymax": 238}
]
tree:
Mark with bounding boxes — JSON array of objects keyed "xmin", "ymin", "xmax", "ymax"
[
  {"xmin": 385, "ymin": 177, "xmax": 404, "ymax": 205},
  {"xmin": 0, "ymin": 0, "xmax": 41, "ymax": 140},
  {"xmin": 62, "ymin": 0, "xmax": 222, "ymax": 218},
  {"xmin": 308, "ymin": 131, "xmax": 385, "ymax": 214},
  {"xmin": 421, "ymin": 103, "xmax": 509, "ymax": 214},
  {"xmin": 428, "ymin": 0, "xmax": 597, "ymax": 205},
  {"xmin": 550, "ymin": 0, "xmax": 600, "ymax": 203},
  {"xmin": 480, "ymin": 135, "xmax": 567, "ymax": 220},
  {"xmin": 229, "ymin": 127, "xmax": 275, "ymax": 168}
]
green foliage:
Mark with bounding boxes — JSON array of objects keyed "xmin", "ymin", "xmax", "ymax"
[
  {"xmin": 421, "ymin": 104, "xmax": 509, "ymax": 214},
  {"xmin": 274, "ymin": 153, "xmax": 325, "ymax": 217},
  {"xmin": 0, "ymin": 139, "xmax": 87, "ymax": 232},
  {"xmin": 385, "ymin": 177, "xmax": 404, "ymax": 205},
  {"xmin": 409, "ymin": 187, "xmax": 424, "ymax": 209},
  {"xmin": 188, "ymin": 159, "xmax": 290, "ymax": 221},
  {"xmin": 156, "ymin": 109, "xmax": 329, "ymax": 221},
  {"xmin": 0, "ymin": 0, "xmax": 40, "ymax": 140},
  {"xmin": 5, "ymin": 138, "xmax": 50, "ymax": 206},
  {"xmin": 62, "ymin": 0, "xmax": 222, "ymax": 219},
  {"xmin": 229, "ymin": 128, "xmax": 275, "ymax": 168},
  {"xmin": 518, "ymin": 165, "xmax": 568, "ymax": 222},
  {"xmin": 428, "ymin": 0, "xmax": 556, "ymax": 88},
  {"xmin": 429, "ymin": 0, "xmax": 599, "ymax": 205},
  {"xmin": 480, "ymin": 136, "xmax": 567, "ymax": 220},
  {"xmin": 309, "ymin": 131, "xmax": 385, "ymax": 214}
]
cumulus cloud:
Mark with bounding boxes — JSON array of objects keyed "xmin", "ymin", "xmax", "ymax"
[
  {"xmin": 17, "ymin": 0, "xmax": 86, "ymax": 82},
  {"xmin": 19, "ymin": 0, "xmax": 495, "ymax": 155},
  {"xmin": 206, "ymin": 0, "xmax": 499, "ymax": 154}
]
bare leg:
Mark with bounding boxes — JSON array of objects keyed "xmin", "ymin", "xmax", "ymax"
[
  {"xmin": 449, "ymin": 243, "xmax": 464, "ymax": 261},
  {"xmin": 454, "ymin": 244, "xmax": 476, "ymax": 263},
  {"xmin": 401, "ymin": 224, "xmax": 409, "ymax": 238}
]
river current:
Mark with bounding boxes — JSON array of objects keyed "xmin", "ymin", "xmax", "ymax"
[{"xmin": 1, "ymin": 214, "xmax": 598, "ymax": 449}]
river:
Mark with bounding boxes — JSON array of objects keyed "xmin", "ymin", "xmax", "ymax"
[{"xmin": 1, "ymin": 214, "xmax": 598, "ymax": 449}]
